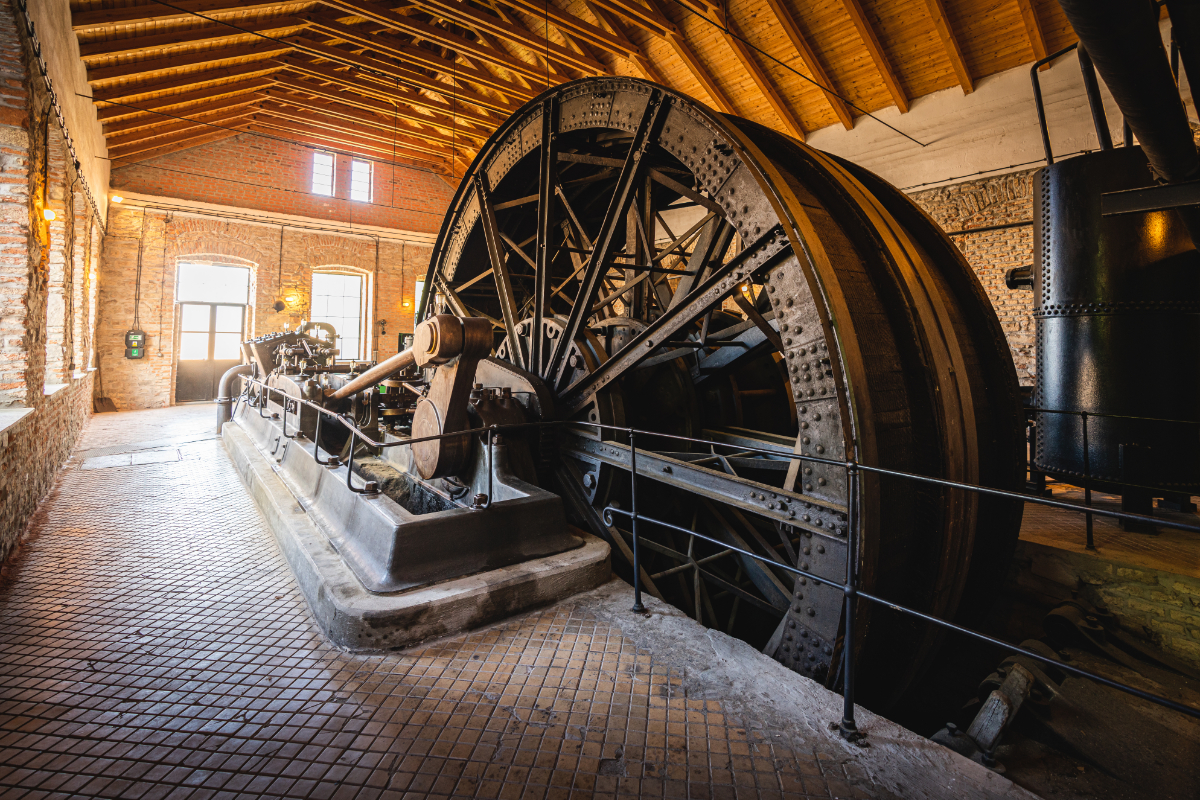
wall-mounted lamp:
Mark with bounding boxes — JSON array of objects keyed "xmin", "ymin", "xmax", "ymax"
[
  {"xmin": 285, "ymin": 294, "xmax": 299, "ymax": 304},
  {"xmin": 273, "ymin": 300, "xmax": 286, "ymax": 312},
  {"xmin": 42, "ymin": 209, "xmax": 55, "ymax": 221},
  {"xmin": 110, "ymin": 195, "xmax": 123, "ymax": 204},
  {"xmin": 378, "ymin": 318, "xmax": 388, "ymax": 336},
  {"xmin": 401, "ymin": 299, "xmax": 411, "ymax": 308}
]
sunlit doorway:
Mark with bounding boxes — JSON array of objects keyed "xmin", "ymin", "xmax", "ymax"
[{"xmin": 175, "ymin": 263, "xmax": 250, "ymax": 402}]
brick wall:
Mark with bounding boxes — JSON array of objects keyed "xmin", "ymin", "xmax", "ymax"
[
  {"xmin": 908, "ymin": 169, "xmax": 1037, "ymax": 385},
  {"xmin": 109, "ymin": 132, "xmax": 455, "ymax": 235},
  {"xmin": 97, "ymin": 206, "xmax": 430, "ymax": 409},
  {"xmin": 0, "ymin": 0, "xmax": 99, "ymax": 565}
]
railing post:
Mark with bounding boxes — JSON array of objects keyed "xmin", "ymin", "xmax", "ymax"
[
  {"xmin": 630, "ymin": 429, "xmax": 646, "ymax": 613},
  {"xmin": 839, "ymin": 461, "xmax": 861, "ymax": 742},
  {"xmin": 1081, "ymin": 411, "xmax": 1095, "ymax": 550}
]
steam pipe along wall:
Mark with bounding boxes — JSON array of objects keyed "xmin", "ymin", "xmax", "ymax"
[{"xmin": 0, "ymin": 0, "xmax": 105, "ymax": 563}]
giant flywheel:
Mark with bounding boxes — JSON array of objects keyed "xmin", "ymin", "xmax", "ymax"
[{"xmin": 421, "ymin": 78, "xmax": 1024, "ymax": 709}]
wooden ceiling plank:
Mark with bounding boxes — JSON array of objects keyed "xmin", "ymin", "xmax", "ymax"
[
  {"xmin": 87, "ymin": 43, "xmax": 290, "ymax": 83},
  {"xmin": 73, "ymin": 1, "xmax": 295, "ymax": 30},
  {"xmin": 760, "ymin": 0, "xmax": 854, "ymax": 129},
  {"xmin": 109, "ymin": 128, "xmax": 250, "ymax": 164},
  {"xmin": 276, "ymin": 57, "xmax": 501, "ymax": 126},
  {"xmin": 495, "ymin": 0, "xmax": 636, "ymax": 58},
  {"xmin": 108, "ymin": 118, "xmax": 254, "ymax": 158},
  {"xmin": 106, "ymin": 106, "xmax": 258, "ymax": 148},
  {"xmin": 270, "ymin": 74, "xmax": 487, "ymax": 134},
  {"xmin": 587, "ymin": 0, "xmax": 674, "ymax": 37},
  {"xmin": 249, "ymin": 116, "xmax": 461, "ymax": 160},
  {"xmin": 1014, "ymin": 0, "xmax": 1049, "ymax": 66},
  {"xmin": 257, "ymin": 103, "xmax": 462, "ymax": 155},
  {"xmin": 96, "ymin": 77, "xmax": 274, "ymax": 121},
  {"xmin": 840, "ymin": 0, "xmax": 909, "ymax": 113},
  {"xmin": 90, "ymin": 63, "xmax": 281, "ymax": 104},
  {"xmin": 584, "ymin": 1, "xmax": 667, "ymax": 84},
  {"xmin": 103, "ymin": 93, "xmax": 264, "ymax": 135},
  {"xmin": 922, "ymin": 0, "xmax": 973, "ymax": 93},
  {"xmin": 78, "ymin": 16, "xmax": 305, "ymax": 59},
  {"xmin": 715, "ymin": 10, "xmax": 805, "ymax": 140},
  {"xmin": 663, "ymin": 30, "xmax": 736, "ymax": 114}
]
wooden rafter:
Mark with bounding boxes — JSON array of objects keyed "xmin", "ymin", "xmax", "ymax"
[
  {"xmin": 249, "ymin": 117, "xmax": 461, "ymax": 163},
  {"xmin": 73, "ymin": 1, "xmax": 303, "ymax": 30},
  {"xmin": 714, "ymin": 8, "xmax": 805, "ymax": 140},
  {"xmin": 89, "ymin": 64, "xmax": 282, "ymax": 104},
  {"xmin": 96, "ymin": 78, "xmax": 274, "ymax": 122},
  {"xmin": 77, "ymin": 16, "xmax": 306, "ymax": 59},
  {"xmin": 261, "ymin": 91, "xmax": 483, "ymax": 148},
  {"xmin": 108, "ymin": 122, "xmax": 253, "ymax": 161},
  {"xmin": 497, "ymin": 0, "xmax": 637, "ymax": 58},
  {"xmin": 760, "ymin": 0, "xmax": 853, "ymax": 129},
  {"xmin": 922, "ymin": 0, "xmax": 973, "ymax": 93},
  {"xmin": 87, "ymin": 43, "xmax": 289, "ymax": 83},
  {"xmin": 103, "ymin": 93, "xmax": 264, "ymax": 135},
  {"xmin": 1014, "ymin": 0, "xmax": 1049, "ymax": 66},
  {"xmin": 106, "ymin": 106, "xmax": 259, "ymax": 149},
  {"xmin": 840, "ymin": 0, "xmax": 909, "ymax": 112},
  {"xmin": 583, "ymin": 1, "xmax": 666, "ymax": 84},
  {"xmin": 254, "ymin": 108, "xmax": 461, "ymax": 160}
]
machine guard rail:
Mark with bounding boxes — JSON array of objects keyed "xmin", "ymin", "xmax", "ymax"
[{"xmin": 230, "ymin": 375, "xmax": 1200, "ymax": 744}]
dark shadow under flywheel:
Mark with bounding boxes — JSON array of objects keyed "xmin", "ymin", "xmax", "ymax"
[{"xmin": 422, "ymin": 78, "xmax": 1025, "ymax": 710}]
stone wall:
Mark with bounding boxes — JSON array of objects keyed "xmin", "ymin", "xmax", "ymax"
[
  {"xmin": 909, "ymin": 169, "xmax": 1037, "ymax": 385},
  {"xmin": 0, "ymin": 0, "xmax": 102, "ymax": 564},
  {"xmin": 97, "ymin": 206, "xmax": 430, "ymax": 410}
]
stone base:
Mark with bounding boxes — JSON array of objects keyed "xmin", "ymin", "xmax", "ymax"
[{"xmin": 223, "ymin": 422, "xmax": 612, "ymax": 651}]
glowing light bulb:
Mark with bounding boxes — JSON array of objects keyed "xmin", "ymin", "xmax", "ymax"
[
  {"xmin": 42, "ymin": 209, "xmax": 55, "ymax": 221},
  {"xmin": 285, "ymin": 295, "xmax": 299, "ymax": 304},
  {"xmin": 111, "ymin": 195, "xmax": 123, "ymax": 203}
]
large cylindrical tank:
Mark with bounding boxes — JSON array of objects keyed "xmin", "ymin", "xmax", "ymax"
[{"xmin": 1032, "ymin": 146, "xmax": 1200, "ymax": 492}]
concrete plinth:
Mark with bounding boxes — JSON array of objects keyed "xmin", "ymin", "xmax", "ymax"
[{"xmin": 223, "ymin": 421, "xmax": 611, "ymax": 651}]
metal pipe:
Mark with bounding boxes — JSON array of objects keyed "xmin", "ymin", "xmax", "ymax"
[
  {"xmin": 216, "ymin": 364, "xmax": 253, "ymax": 433},
  {"xmin": 1030, "ymin": 45, "xmax": 1079, "ymax": 165},
  {"xmin": 1077, "ymin": 46, "xmax": 1114, "ymax": 150},
  {"xmin": 327, "ymin": 346, "xmax": 416, "ymax": 401}
]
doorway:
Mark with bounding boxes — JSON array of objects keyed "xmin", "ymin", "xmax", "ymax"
[{"xmin": 175, "ymin": 263, "xmax": 250, "ymax": 402}]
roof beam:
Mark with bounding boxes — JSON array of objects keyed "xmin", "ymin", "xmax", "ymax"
[
  {"xmin": 290, "ymin": 26, "xmax": 533, "ymax": 104},
  {"xmin": 89, "ymin": 63, "xmax": 282, "ymax": 104},
  {"xmin": 714, "ymin": 9, "xmax": 805, "ymax": 140},
  {"xmin": 496, "ymin": 0, "xmax": 636, "ymax": 58},
  {"xmin": 77, "ymin": 16, "xmax": 305, "ymax": 59},
  {"xmin": 922, "ymin": 0, "xmax": 973, "ymax": 93},
  {"xmin": 261, "ymin": 91, "xmax": 484, "ymax": 147},
  {"xmin": 840, "ymin": 0, "xmax": 909, "ymax": 112},
  {"xmin": 96, "ymin": 77, "xmax": 274, "ymax": 121},
  {"xmin": 1014, "ymin": 0, "xmax": 1049, "ymax": 66},
  {"xmin": 588, "ymin": 0, "xmax": 675, "ymax": 37},
  {"xmin": 87, "ymin": 43, "xmax": 289, "ymax": 83},
  {"xmin": 103, "ymin": 93, "xmax": 264, "ymax": 135},
  {"xmin": 584, "ymin": 1, "xmax": 667, "ymax": 84},
  {"xmin": 105, "ymin": 106, "xmax": 258, "ymax": 148},
  {"xmin": 73, "ymin": 1, "xmax": 287, "ymax": 30},
  {"xmin": 108, "ymin": 122, "xmax": 253, "ymax": 161},
  {"xmin": 256, "ymin": 105, "xmax": 462, "ymax": 159},
  {"xmin": 247, "ymin": 121, "xmax": 462, "ymax": 174},
  {"xmin": 249, "ymin": 117, "xmax": 461, "ymax": 162},
  {"xmin": 276, "ymin": 57, "xmax": 502, "ymax": 126},
  {"xmin": 760, "ymin": 0, "xmax": 854, "ymax": 129}
]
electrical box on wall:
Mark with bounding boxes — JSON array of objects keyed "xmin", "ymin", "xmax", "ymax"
[{"xmin": 125, "ymin": 330, "xmax": 145, "ymax": 359}]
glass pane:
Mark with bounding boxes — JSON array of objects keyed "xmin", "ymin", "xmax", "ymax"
[
  {"xmin": 178, "ymin": 264, "xmax": 249, "ymax": 304},
  {"xmin": 181, "ymin": 304, "xmax": 210, "ymax": 332},
  {"xmin": 340, "ymin": 337, "xmax": 360, "ymax": 361},
  {"xmin": 311, "ymin": 295, "xmax": 328, "ymax": 315},
  {"xmin": 213, "ymin": 333, "xmax": 241, "ymax": 360},
  {"xmin": 179, "ymin": 331, "xmax": 209, "ymax": 360},
  {"xmin": 214, "ymin": 305, "xmax": 243, "ymax": 333},
  {"xmin": 326, "ymin": 295, "xmax": 344, "ymax": 316}
]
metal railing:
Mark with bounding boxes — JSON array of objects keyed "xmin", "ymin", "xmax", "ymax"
[
  {"xmin": 232, "ymin": 376, "xmax": 1200, "ymax": 745},
  {"xmin": 1026, "ymin": 406, "xmax": 1200, "ymax": 548}
]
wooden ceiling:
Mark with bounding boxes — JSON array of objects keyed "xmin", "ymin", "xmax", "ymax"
[{"xmin": 72, "ymin": 0, "xmax": 1080, "ymax": 178}]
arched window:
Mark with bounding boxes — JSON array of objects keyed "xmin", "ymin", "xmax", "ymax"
[{"xmin": 311, "ymin": 269, "xmax": 367, "ymax": 361}]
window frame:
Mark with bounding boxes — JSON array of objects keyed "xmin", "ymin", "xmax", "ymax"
[
  {"xmin": 312, "ymin": 151, "xmax": 335, "ymax": 197},
  {"xmin": 349, "ymin": 159, "xmax": 372, "ymax": 203},
  {"xmin": 309, "ymin": 270, "xmax": 368, "ymax": 362}
]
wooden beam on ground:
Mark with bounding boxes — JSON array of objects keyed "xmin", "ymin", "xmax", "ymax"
[
  {"xmin": 1014, "ymin": 0, "xmax": 1049, "ymax": 67},
  {"xmin": 922, "ymin": 0, "xmax": 973, "ymax": 93},
  {"xmin": 102, "ymin": 93, "xmax": 265, "ymax": 135},
  {"xmin": 840, "ymin": 0, "xmax": 909, "ymax": 112},
  {"xmin": 108, "ymin": 122, "xmax": 252, "ymax": 161},
  {"xmin": 89, "ymin": 63, "xmax": 282, "ymax": 104},
  {"xmin": 105, "ymin": 106, "xmax": 259, "ymax": 149},
  {"xmin": 96, "ymin": 77, "xmax": 274, "ymax": 122},
  {"xmin": 716, "ymin": 12, "xmax": 805, "ymax": 140},
  {"xmin": 86, "ymin": 43, "xmax": 289, "ymax": 83},
  {"xmin": 77, "ymin": 16, "xmax": 305, "ymax": 59},
  {"xmin": 761, "ymin": 0, "xmax": 854, "ymax": 129},
  {"xmin": 584, "ymin": 1, "xmax": 667, "ymax": 84}
]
